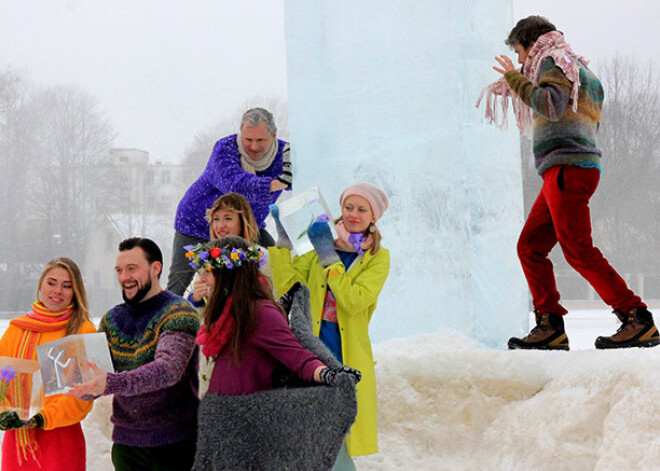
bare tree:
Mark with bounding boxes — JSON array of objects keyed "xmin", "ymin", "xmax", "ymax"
[
  {"xmin": 24, "ymin": 85, "xmax": 115, "ymax": 259},
  {"xmin": 520, "ymin": 56, "xmax": 660, "ymax": 300},
  {"xmin": 591, "ymin": 56, "xmax": 660, "ymax": 273},
  {"xmin": 0, "ymin": 67, "xmax": 39, "ymax": 308}
]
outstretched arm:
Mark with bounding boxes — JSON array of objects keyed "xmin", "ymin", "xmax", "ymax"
[
  {"xmin": 500, "ymin": 57, "xmax": 571, "ymax": 121},
  {"xmin": 68, "ymin": 331, "xmax": 196, "ymax": 399}
]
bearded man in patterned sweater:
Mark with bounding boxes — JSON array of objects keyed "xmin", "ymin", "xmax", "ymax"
[
  {"xmin": 69, "ymin": 237, "xmax": 200, "ymax": 471},
  {"xmin": 478, "ymin": 15, "xmax": 659, "ymax": 350}
]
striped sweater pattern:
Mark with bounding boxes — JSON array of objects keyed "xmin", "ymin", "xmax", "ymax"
[
  {"xmin": 99, "ymin": 292, "xmax": 200, "ymax": 372},
  {"xmin": 98, "ymin": 290, "xmax": 201, "ymax": 447},
  {"xmin": 505, "ymin": 56, "xmax": 605, "ymax": 175}
]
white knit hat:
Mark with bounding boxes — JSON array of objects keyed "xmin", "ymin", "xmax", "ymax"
[{"xmin": 339, "ymin": 182, "xmax": 389, "ymax": 222}]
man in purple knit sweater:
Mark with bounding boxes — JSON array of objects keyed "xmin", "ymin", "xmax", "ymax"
[
  {"xmin": 166, "ymin": 107, "xmax": 292, "ymax": 296},
  {"xmin": 69, "ymin": 238, "xmax": 200, "ymax": 471}
]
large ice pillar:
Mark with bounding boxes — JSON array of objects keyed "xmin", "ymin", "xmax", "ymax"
[{"xmin": 284, "ymin": 1, "xmax": 527, "ymax": 347}]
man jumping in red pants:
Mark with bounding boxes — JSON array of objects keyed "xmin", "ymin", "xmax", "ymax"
[{"xmin": 477, "ymin": 15, "xmax": 659, "ymax": 350}]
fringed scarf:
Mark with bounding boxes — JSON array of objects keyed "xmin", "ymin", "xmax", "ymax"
[
  {"xmin": 333, "ymin": 221, "xmax": 373, "ymax": 255},
  {"xmin": 475, "ymin": 31, "xmax": 588, "ymax": 135},
  {"xmin": 196, "ymin": 296, "xmax": 235, "ymax": 358},
  {"xmin": 238, "ymin": 135, "xmax": 278, "ymax": 174},
  {"xmin": 8, "ymin": 302, "xmax": 73, "ymax": 465}
]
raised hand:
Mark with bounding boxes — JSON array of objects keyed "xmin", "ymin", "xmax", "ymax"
[
  {"xmin": 307, "ymin": 221, "xmax": 340, "ymax": 267},
  {"xmin": 269, "ymin": 204, "xmax": 292, "ymax": 249},
  {"xmin": 493, "ymin": 54, "xmax": 516, "ymax": 75}
]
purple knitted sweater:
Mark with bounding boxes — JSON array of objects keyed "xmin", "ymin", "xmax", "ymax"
[
  {"xmin": 175, "ymin": 134, "xmax": 288, "ymax": 238},
  {"xmin": 99, "ymin": 290, "xmax": 200, "ymax": 447}
]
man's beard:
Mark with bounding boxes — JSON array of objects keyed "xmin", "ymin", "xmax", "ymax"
[{"xmin": 123, "ymin": 278, "xmax": 152, "ymax": 306}]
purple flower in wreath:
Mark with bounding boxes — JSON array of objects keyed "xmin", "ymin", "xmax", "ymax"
[
  {"xmin": 237, "ymin": 249, "xmax": 247, "ymax": 261},
  {"xmin": 222, "ymin": 255, "xmax": 233, "ymax": 270}
]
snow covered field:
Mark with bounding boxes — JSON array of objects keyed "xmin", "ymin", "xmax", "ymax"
[{"xmin": 2, "ymin": 310, "xmax": 660, "ymax": 470}]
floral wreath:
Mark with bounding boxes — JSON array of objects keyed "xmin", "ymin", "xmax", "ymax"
[{"xmin": 184, "ymin": 242, "xmax": 267, "ymax": 272}]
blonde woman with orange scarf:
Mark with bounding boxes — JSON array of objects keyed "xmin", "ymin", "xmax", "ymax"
[{"xmin": 0, "ymin": 257, "xmax": 96, "ymax": 470}]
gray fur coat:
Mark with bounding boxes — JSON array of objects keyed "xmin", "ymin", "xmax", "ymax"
[{"xmin": 192, "ymin": 284, "xmax": 358, "ymax": 471}]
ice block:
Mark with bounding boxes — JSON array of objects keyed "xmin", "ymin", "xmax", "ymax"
[
  {"xmin": 36, "ymin": 332, "xmax": 114, "ymax": 396},
  {"xmin": 0, "ymin": 356, "xmax": 44, "ymax": 420},
  {"xmin": 277, "ymin": 186, "xmax": 338, "ymax": 255}
]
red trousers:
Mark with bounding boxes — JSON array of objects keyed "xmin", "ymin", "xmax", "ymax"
[{"xmin": 517, "ymin": 165, "xmax": 644, "ymax": 315}]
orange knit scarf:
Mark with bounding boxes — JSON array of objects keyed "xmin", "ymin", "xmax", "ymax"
[{"xmin": 8, "ymin": 302, "xmax": 72, "ymax": 465}]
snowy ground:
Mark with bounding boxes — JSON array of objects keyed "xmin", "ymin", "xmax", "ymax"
[{"xmin": 2, "ymin": 310, "xmax": 660, "ymax": 470}]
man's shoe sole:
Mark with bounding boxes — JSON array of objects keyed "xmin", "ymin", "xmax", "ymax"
[{"xmin": 594, "ymin": 337, "xmax": 660, "ymax": 349}]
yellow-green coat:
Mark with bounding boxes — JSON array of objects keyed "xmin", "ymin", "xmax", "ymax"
[{"xmin": 269, "ymin": 246, "xmax": 390, "ymax": 456}]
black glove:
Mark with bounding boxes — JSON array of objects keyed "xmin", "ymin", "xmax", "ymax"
[
  {"xmin": 279, "ymin": 282, "xmax": 302, "ymax": 315},
  {"xmin": 319, "ymin": 365, "xmax": 362, "ymax": 386},
  {"xmin": 276, "ymin": 144, "xmax": 292, "ymax": 189},
  {"xmin": 26, "ymin": 413, "xmax": 45, "ymax": 429},
  {"xmin": 0, "ymin": 411, "xmax": 26, "ymax": 431}
]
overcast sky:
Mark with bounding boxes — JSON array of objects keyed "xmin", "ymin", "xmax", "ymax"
[{"xmin": 1, "ymin": 1, "xmax": 657, "ymax": 163}]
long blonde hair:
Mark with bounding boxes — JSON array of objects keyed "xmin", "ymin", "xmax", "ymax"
[{"xmin": 36, "ymin": 257, "xmax": 91, "ymax": 336}]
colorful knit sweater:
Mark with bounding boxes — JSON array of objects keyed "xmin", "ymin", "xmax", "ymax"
[
  {"xmin": 98, "ymin": 290, "xmax": 200, "ymax": 447},
  {"xmin": 504, "ymin": 57, "xmax": 604, "ymax": 175},
  {"xmin": 174, "ymin": 134, "xmax": 288, "ymax": 237}
]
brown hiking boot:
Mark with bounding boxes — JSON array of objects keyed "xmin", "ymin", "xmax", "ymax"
[
  {"xmin": 508, "ymin": 311, "xmax": 569, "ymax": 350},
  {"xmin": 594, "ymin": 307, "xmax": 660, "ymax": 349}
]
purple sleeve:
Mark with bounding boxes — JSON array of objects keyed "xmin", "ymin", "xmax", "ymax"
[
  {"xmin": 104, "ymin": 331, "xmax": 196, "ymax": 397},
  {"xmin": 252, "ymin": 303, "xmax": 325, "ymax": 382}
]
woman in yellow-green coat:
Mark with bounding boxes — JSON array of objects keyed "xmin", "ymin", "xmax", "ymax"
[{"xmin": 269, "ymin": 182, "xmax": 389, "ymax": 469}]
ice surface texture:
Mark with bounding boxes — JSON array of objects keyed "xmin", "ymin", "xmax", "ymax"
[{"xmin": 284, "ymin": 0, "xmax": 527, "ymax": 346}]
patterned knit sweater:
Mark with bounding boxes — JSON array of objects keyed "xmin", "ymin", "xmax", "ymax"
[
  {"xmin": 98, "ymin": 290, "xmax": 200, "ymax": 447},
  {"xmin": 504, "ymin": 57, "xmax": 604, "ymax": 175},
  {"xmin": 175, "ymin": 134, "xmax": 288, "ymax": 237}
]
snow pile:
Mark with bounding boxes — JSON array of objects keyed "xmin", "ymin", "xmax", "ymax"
[
  {"xmin": 81, "ymin": 396, "xmax": 113, "ymax": 471},
  {"xmin": 3, "ymin": 314, "xmax": 660, "ymax": 470},
  {"xmin": 355, "ymin": 329, "xmax": 660, "ymax": 471}
]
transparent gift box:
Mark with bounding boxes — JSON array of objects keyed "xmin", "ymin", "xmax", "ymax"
[
  {"xmin": 0, "ymin": 356, "xmax": 44, "ymax": 420},
  {"xmin": 277, "ymin": 186, "xmax": 337, "ymax": 255},
  {"xmin": 36, "ymin": 333, "xmax": 114, "ymax": 397}
]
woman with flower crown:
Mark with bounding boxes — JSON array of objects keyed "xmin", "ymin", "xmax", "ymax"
[
  {"xmin": 188, "ymin": 235, "xmax": 361, "ymax": 469},
  {"xmin": 182, "ymin": 192, "xmax": 275, "ymax": 397},
  {"xmin": 268, "ymin": 181, "xmax": 390, "ymax": 469},
  {"xmin": 0, "ymin": 257, "xmax": 96, "ymax": 470}
]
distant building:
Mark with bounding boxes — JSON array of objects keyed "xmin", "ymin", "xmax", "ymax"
[{"xmin": 82, "ymin": 149, "xmax": 196, "ymax": 313}]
